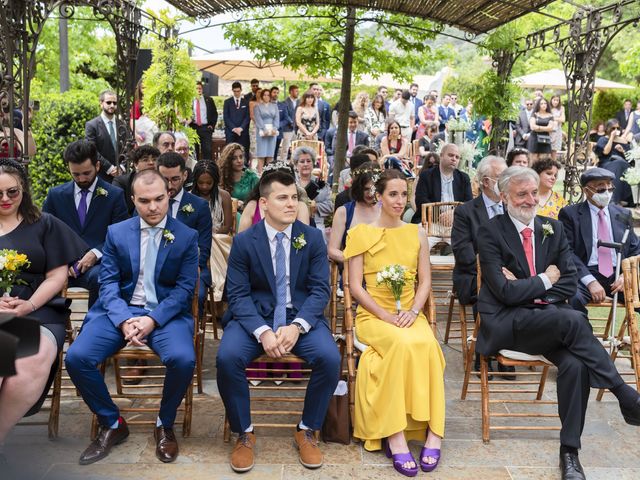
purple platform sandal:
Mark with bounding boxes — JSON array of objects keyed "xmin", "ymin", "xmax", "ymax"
[
  {"xmin": 383, "ymin": 438, "xmax": 418, "ymax": 477},
  {"xmin": 419, "ymin": 447, "xmax": 441, "ymax": 472}
]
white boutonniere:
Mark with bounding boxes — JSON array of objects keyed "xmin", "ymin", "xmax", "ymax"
[
  {"xmin": 541, "ymin": 222, "xmax": 554, "ymax": 244},
  {"xmin": 292, "ymin": 233, "xmax": 306, "ymax": 252},
  {"xmin": 95, "ymin": 187, "xmax": 108, "ymax": 197},
  {"xmin": 163, "ymin": 229, "xmax": 175, "ymax": 247},
  {"xmin": 180, "ymin": 203, "xmax": 194, "ymax": 215}
]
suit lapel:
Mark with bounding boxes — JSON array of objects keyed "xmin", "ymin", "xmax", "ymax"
[
  {"xmin": 129, "ymin": 220, "xmax": 141, "ymax": 285},
  {"xmin": 534, "ymin": 216, "xmax": 548, "ymax": 275},
  {"xmin": 84, "ymin": 179, "xmax": 105, "ymax": 229},
  {"xmin": 578, "ymin": 202, "xmax": 592, "ymax": 258},
  {"xmin": 608, "ymin": 205, "xmax": 624, "ymax": 243},
  {"xmin": 154, "ymin": 217, "xmax": 173, "ymax": 279},
  {"xmin": 432, "ymin": 169, "xmax": 442, "ymax": 202},
  {"xmin": 64, "ymin": 182, "xmax": 82, "ymax": 231},
  {"xmin": 499, "ymin": 214, "xmax": 530, "ymax": 275},
  {"xmin": 98, "ymin": 118, "xmax": 115, "ymax": 157},
  {"xmin": 289, "ymin": 222, "xmax": 303, "ymax": 292},
  {"xmin": 253, "ymin": 221, "xmax": 277, "ymax": 297},
  {"xmin": 473, "ymin": 195, "xmax": 489, "ymax": 224}
]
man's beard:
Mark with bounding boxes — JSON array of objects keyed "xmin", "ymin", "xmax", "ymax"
[{"xmin": 507, "ymin": 203, "xmax": 536, "ymax": 225}]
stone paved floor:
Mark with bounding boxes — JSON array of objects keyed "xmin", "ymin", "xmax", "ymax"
[{"xmin": 3, "ymin": 315, "xmax": 640, "ymax": 480}]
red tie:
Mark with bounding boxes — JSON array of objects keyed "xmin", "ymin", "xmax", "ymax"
[
  {"xmin": 348, "ymin": 132, "xmax": 355, "ymax": 154},
  {"xmin": 195, "ymin": 99, "xmax": 202, "ymax": 126},
  {"xmin": 521, "ymin": 227, "xmax": 536, "ymax": 276}
]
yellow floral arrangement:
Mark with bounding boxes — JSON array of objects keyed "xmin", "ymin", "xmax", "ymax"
[{"xmin": 0, "ymin": 249, "xmax": 31, "ymax": 296}]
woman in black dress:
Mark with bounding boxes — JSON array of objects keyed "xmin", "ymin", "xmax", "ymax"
[
  {"xmin": 0, "ymin": 159, "xmax": 87, "ymax": 445},
  {"xmin": 528, "ymin": 97, "xmax": 556, "ymax": 163}
]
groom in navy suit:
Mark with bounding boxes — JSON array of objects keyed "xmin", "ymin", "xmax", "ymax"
[
  {"xmin": 156, "ymin": 152, "xmax": 212, "ymax": 314},
  {"xmin": 66, "ymin": 169, "xmax": 199, "ymax": 465},
  {"xmin": 43, "ymin": 139, "xmax": 128, "ymax": 307},
  {"xmin": 217, "ymin": 170, "xmax": 340, "ymax": 473}
]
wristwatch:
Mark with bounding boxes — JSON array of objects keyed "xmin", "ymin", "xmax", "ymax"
[
  {"xmin": 410, "ymin": 309, "xmax": 420, "ymax": 316},
  {"xmin": 293, "ymin": 322, "xmax": 306, "ymax": 334}
]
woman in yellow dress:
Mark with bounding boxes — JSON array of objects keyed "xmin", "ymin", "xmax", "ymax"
[
  {"xmin": 344, "ymin": 169, "xmax": 446, "ymax": 476},
  {"xmin": 533, "ymin": 158, "xmax": 567, "ymax": 219}
]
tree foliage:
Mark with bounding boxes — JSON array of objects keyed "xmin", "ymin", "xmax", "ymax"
[{"xmin": 222, "ymin": 7, "xmax": 446, "ymax": 82}]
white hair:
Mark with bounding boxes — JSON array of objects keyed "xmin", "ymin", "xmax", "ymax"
[
  {"xmin": 476, "ymin": 155, "xmax": 507, "ymax": 184},
  {"xmin": 498, "ymin": 166, "xmax": 539, "ymax": 194}
]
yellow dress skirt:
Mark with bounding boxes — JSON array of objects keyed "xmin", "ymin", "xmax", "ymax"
[{"xmin": 344, "ymin": 223, "xmax": 446, "ymax": 451}]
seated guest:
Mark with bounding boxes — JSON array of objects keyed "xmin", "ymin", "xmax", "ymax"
[
  {"xmin": 329, "ymin": 162, "xmax": 380, "ymax": 263},
  {"xmin": 506, "ymin": 147, "xmax": 530, "ymax": 167},
  {"xmin": 113, "ymin": 145, "xmax": 160, "ymax": 215},
  {"xmin": 380, "ymin": 121, "xmax": 412, "ymax": 176},
  {"xmin": 43, "ymin": 140, "xmax": 128, "ymax": 308},
  {"xmin": 338, "ymin": 147, "xmax": 378, "ymax": 192},
  {"xmin": 0, "ymin": 159, "xmax": 87, "ymax": 447},
  {"xmin": 417, "ymin": 124, "xmax": 440, "ymax": 166},
  {"xmin": 558, "ymin": 168, "xmax": 640, "ymax": 314},
  {"xmin": 332, "ymin": 111, "xmax": 369, "ymax": 162},
  {"xmin": 335, "ymin": 152, "xmax": 376, "ymax": 211},
  {"xmin": 344, "ymin": 169, "xmax": 445, "ymax": 476},
  {"xmin": 595, "ymin": 119, "xmax": 630, "ymax": 167},
  {"xmin": 532, "ymin": 158, "xmax": 567, "ymax": 219},
  {"xmin": 153, "ymin": 131, "xmax": 175, "ymax": 154},
  {"xmin": 156, "ymin": 153, "xmax": 212, "ymax": 315},
  {"xmin": 477, "ymin": 166, "xmax": 640, "ymax": 480},
  {"xmin": 217, "ymin": 170, "xmax": 340, "ymax": 473},
  {"xmin": 174, "ymin": 133, "xmax": 196, "ymax": 190},
  {"xmin": 65, "ymin": 170, "xmax": 198, "ymax": 465},
  {"xmin": 293, "ymin": 147, "xmax": 333, "ymax": 230},
  {"xmin": 218, "ymin": 143, "xmax": 259, "ymax": 204},
  {"xmin": 411, "ymin": 143, "xmax": 473, "ymax": 224}
]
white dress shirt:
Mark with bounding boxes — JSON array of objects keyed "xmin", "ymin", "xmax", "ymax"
[
  {"xmin": 440, "ymin": 170, "xmax": 454, "ymax": 202},
  {"xmin": 170, "ymin": 189, "xmax": 184, "ymax": 218},
  {"xmin": 193, "ymin": 96, "xmax": 208, "ymax": 125},
  {"xmin": 252, "ymin": 220, "xmax": 311, "ymax": 342},
  {"xmin": 481, "ymin": 193, "xmax": 503, "ymax": 219},
  {"xmin": 582, "ymin": 202, "xmax": 617, "ymax": 286},
  {"xmin": 508, "ymin": 214, "xmax": 552, "ymax": 290},
  {"xmin": 130, "ymin": 216, "xmax": 167, "ymax": 307},
  {"xmin": 74, "ymin": 177, "xmax": 102, "ymax": 259}
]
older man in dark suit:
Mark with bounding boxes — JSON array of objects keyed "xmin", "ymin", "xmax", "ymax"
[
  {"xmin": 223, "ymin": 82, "xmax": 251, "ymax": 164},
  {"xmin": 477, "ymin": 166, "xmax": 640, "ymax": 480}
]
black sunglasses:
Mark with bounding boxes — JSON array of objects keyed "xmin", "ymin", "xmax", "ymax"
[{"xmin": 104, "ymin": 101, "xmax": 117, "ymax": 105}]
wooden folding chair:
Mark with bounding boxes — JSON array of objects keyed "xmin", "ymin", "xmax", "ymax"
[
  {"xmin": 460, "ymin": 261, "xmax": 559, "ymax": 443},
  {"xmin": 91, "ymin": 285, "xmax": 200, "ymax": 437},
  {"xmin": 421, "ymin": 201, "xmax": 463, "ymax": 252}
]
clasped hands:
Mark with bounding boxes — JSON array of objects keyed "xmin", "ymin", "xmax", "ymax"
[
  {"xmin": 383, "ymin": 310, "xmax": 418, "ymax": 328},
  {"xmin": 121, "ymin": 316, "xmax": 156, "ymax": 347},
  {"xmin": 259, "ymin": 325, "xmax": 300, "ymax": 359},
  {"xmin": 0, "ymin": 296, "xmax": 34, "ymax": 316}
]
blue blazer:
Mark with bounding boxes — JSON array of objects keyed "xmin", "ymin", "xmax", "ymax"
[
  {"xmin": 317, "ymin": 99, "xmax": 331, "ymax": 139},
  {"xmin": 223, "ymin": 220, "xmax": 330, "ymax": 337},
  {"xmin": 42, "ymin": 178, "xmax": 128, "ymax": 255},
  {"xmin": 277, "ymin": 100, "xmax": 294, "ymax": 134},
  {"xmin": 223, "ymin": 96, "xmax": 250, "ymax": 135},
  {"xmin": 88, "ymin": 216, "xmax": 198, "ymax": 329},
  {"xmin": 175, "ymin": 191, "xmax": 212, "ymax": 283},
  {"xmin": 558, "ymin": 201, "xmax": 640, "ymax": 280},
  {"xmin": 438, "ymin": 105, "xmax": 456, "ymax": 131},
  {"xmin": 412, "ymin": 97, "xmax": 423, "ymax": 120}
]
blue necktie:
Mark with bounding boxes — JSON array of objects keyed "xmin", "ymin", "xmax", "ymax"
[
  {"xmin": 77, "ymin": 189, "xmax": 89, "ymax": 227},
  {"xmin": 143, "ymin": 227, "xmax": 160, "ymax": 310},
  {"xmin": 273, "ymin": 232, "xmax": 287, "ymax": 331},
  {"xmin": 490, "ymin": 203, "xmax": 503, "ymax": 218}
]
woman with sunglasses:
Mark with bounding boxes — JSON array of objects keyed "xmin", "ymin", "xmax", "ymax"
[{"xmin": 0, "ymin": 159, "xmax": 87, "ymax": 448}]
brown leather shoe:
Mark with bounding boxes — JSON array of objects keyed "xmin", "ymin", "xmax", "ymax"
[
  {"xmin": 230, "ymin": 432, "xmax": 256, "ymax": 473},
  {"xmin": 79, "ymin": 418, "xmax": 129, "ymax": 465},
  {"xmin": 154, "ymin": 426, "xmax": 179, "ymax": 463},
  {"xmin": 123, "ymin": 359, "xmax": 147, "ymax": 385},
  {"xmin": 294, "ymin": 429, "xmax": 323, "ymax": 469}
]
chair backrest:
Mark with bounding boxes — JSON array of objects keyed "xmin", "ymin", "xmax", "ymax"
[
  {"xmin": 421, "ymin": 201, "xmax": 463, "ymax": 238},
  {"xmin": 623, "ymin": 255, "xmax": 640, "ymax": 309},
  {"xmin": 231, "ymin": 198, "xmax": 239, "ymax": 235},
  {"xmin": 412, "ymin": 139, "xmax": 421, "ymax": 165}
]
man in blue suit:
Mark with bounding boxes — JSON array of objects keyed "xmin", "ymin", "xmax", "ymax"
[
  {"xmin": 310, "ymin": 83, "xmax": 331, "ymax": 141},
  {"xmin": 156, "ymin": 152, "xmax": 212, "ymax": 315},
  {"xmin": 43, "ymin": 139, "xmax": 128, "ymax": 308},
  {"xmin": 66, "ymin": 169, "xmax": 199, "ymax": 465},
  {"xmin": 409, "ymin": 82, "xmax": 423, "ymax": 140},
  {"xmin": 223, "ymin": 81, "xmax": 251, "ymax": 165},
  {"xmin": 272, "ymin": 86, "xmax": 293, "ymax": 163},
  {"xmin": 217, "ymin": 170, "xmax": 340, "ymax": 473},
  {"xmin": 438, "ymin": 93, "xmax": 456, "ymax": 133},
  {"xmin": 558, "ymin": 168, "xmax": 640, "ymax": 314}
]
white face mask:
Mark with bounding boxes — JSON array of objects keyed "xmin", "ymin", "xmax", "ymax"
[
  {"xmin": 591, "ymin": 190, "xmax": 613, "ymax": 208},
  {"xmin": 506, "ymin": 202, "xmax": 536, "ymax": 225}
]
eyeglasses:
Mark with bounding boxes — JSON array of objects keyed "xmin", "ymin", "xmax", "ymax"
[
  {"xmin": 525, "ymin": 103, "xmax": 533, "ymax": 107},
  {"xmin": 588, "ymin": 186, "xmax": 615, "ymax": 194},
  {"xmin": 0, "ymin": 187, "xmax": 21, "ymax": 199},
  {"xmin": 104, "ymin": 101, "xmax": 117, "ymax": 105}
]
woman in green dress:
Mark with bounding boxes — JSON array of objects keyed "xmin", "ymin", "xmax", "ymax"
[{"xmin": 218, "ymin": 143, "xmax": 259, "ymax": 203}]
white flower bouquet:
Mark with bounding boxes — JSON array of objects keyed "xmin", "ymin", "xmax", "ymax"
[
  {"xmin": 623, "ymin": 167, "xmax": 640, "ymax": 186},
  {"xmin": 376, "ymin": 264, "xmax": 415, "ymax": 313},
  {"xmin": 625, "ymin": 141, "xmax": 640, "ymax": 163}
]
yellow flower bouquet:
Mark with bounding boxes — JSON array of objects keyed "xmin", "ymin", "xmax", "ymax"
[{"xmin": 0, "ymin": 249, "xmax": 31, "ymax": 297}]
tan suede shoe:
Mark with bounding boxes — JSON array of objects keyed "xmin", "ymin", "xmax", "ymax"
[
  {"xmin": 294, "ymin": 429, "xmax": 323, "ymax": 469},
  {"xmin": 230, "ymin": 432, "xmax": 256, "ymax": 473}
]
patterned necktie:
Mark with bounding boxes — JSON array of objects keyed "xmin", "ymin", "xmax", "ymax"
[
  {"xmin": 108, "ymin": 120, "xmax": 117, "ymax": 151},
  {"xmin": 143, "ymin": 227, "xmax": 160, "ymax": 310},
  {"xmin": 273, "ymin": 232, "xmax": 287, "ymax": 331},
  {"xmin": 521, "ymin": 227, "xmax": 536, "ymax": 276},
  {"xmin": 77, "ymin": 189, "xmax": 89, "ymax": 227},
  {"xmin": 597, "ymin": 209, "xmax": 614, "ymax": 277},
  {"xmin": 169, "ymin": 198, "xmax": 177, "ymax": 218}
]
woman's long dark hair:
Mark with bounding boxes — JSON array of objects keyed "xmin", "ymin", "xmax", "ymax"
[
  {"xmin": 0, "ymin": 158, "xmax": 40, "ymax": 224},
  {"xmin": 191, "ymin": 160, "xmax": 221, "ymax": 211}
]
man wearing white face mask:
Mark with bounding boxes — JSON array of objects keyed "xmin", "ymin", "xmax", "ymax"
[{"xmin": 558, "ymin": 168, "xmax": 640, "ymax": 314}]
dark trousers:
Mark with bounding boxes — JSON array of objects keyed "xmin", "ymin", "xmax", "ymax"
[
  {"xmin": 68, "ymin": 264, "xmax": 100, "ymax": 309},
  {"xmin": 570, "ymin": 266, "xmax": 621, "ymax": 314},
  {"xmin": 225, "ymin": 130, "xmax": 250, "ymax": 165},
  {"xmin": 510, "ymin": 303, "xmax": 623, "ymax": 448},
  {"xmin": 66, "ymin": 306, "xmax": 195, "ymax": 428},
  {"xmin": 216, "ymin": 315, "xmax": 341, "ymax": 433},
  {"xmin": 194, "ymin": 125, "xmax": 213, "ymax": 160}
]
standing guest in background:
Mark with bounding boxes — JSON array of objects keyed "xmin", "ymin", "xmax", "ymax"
[
  {"xmin": 377, "ymin": 85, "xmax": 390, "ymax": 111},
  {"xmin": 616, "ymin": 99, "xmax": 633, "ymax": 131},
  {"xmin": 550, "ymin": 95, "xmax": 565, "ymax": 161},
  {"xmin": 218, "ymin": 143, "xmax": 259, "ymax": 204},
  {"xmin": 248, "ymin": 88, "xmax": 261, "ymax": 163},
  {"xmin": 506, "ymin": 147, "xmax": 530, "ymax": 168},
  {"xmin": 244, "ymin": 79, "xmax": 260, "ymax": 103},
  {"xmin": 254, "ymin": 88, "xmax": 280, "ymax": 174},
  {"xmin": 66, "ymin": 169, "xmax": 198, "ymax": 465},
  {"xmin": 85, "ymin": 90, "xmax": 124, "ymax": 182},
  {"xmin": 388, "ymin": 90, "xmax": 415, "ymax": 143},
  {"xmin": 528, "ymin": 97, "xmax": 556, "ymax": 163},
  {"xmin": 311, "ymin": 83, "xmax": 331, "ymax": 141},
  {"xmin": 192, "ymin": 161, "xmax": 233, "ymax": 302},
  {"xmin": 0, "ymin": 159, "xmax": 87, "ymax": 449},
  {"xmin": 296, "ymin": 91, "xmax": 320, "ymax": 141},
  {"xmin": 595, "ymin": 119, "xmax": 630, "ymax": 167},
  {"xmin": 284, "ymin": 85, "xmax": 299, "ymax": 140},
  {"xmin": 114, "ymin": 145, "xmax": 160, "ymax": 215},
  {"xmin": 409, "ymin": 82, "xmax": 423, "ymax": 140},
  {"xmin": 333, "ymin": 111, "xmax": 369, "ymax": 162},
  {"xmin": 622, "ymin": 100, "xmax": 640, "ymax": 142},
  {"xmin": 450, "ymin": 93, "xmax": 464, "ymax": 118},
  {"xmin": 514, "ymin": 99, "xmax": 534, "ymax": 148},
  {"xmin": 533, "ymin": 159, "xmax": 567, "ymax": 219},
  {"xmin": 352, "ymin": 92, "xmax": 370, "ymax": 132},
  {"xmin": 272, "ymin": 86, "xmax": 292, "ymax": 163},
  {"xmin": 43, "ymin": 140, "xmax": 128, "ymax": 308},
  {"xmin": 392, "ymin": 89, "xmax": 403, "ymax": 102},
  {"xmin": 189, "ymin": 81, "xmax": 218, "ymax": 161},
  {"xmin": 416, "ymin": 95, "xmax": 439, "ymax": 140},
  {"xmin": 156, "ymin": 152, "xmax": 212, "ymax": 314},
  {"xmin": 223, "ymin": 82, "xmax": 251, "ymax": 165},
  {"xmin": 437, "ymin": 94, "xmax": 455, "ymax": 134},
  {"xmin": 364, "ymin": 94, "xmax": 387, "ymax": 146},
  {"xmin": 153, "ymin": 131, "xmax": 175, "ymax": 154}
]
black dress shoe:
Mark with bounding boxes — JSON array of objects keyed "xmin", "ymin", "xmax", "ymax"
[
  {"xmin": 620, "ymin": 397, "xmax": 640, "ymax": 426},
  {"xmin": 497, "ymin": 363, "xmax": 516, "ymax": 381},
  {"xmin": 154, "ymin": 426, "xmax": 179, "ymax": 463},
  {"xmin": 79, "ymin": 418, "xmax": 129, "ymax": 465},
  {"xmin": 559, "ymin": 451, "xmax": 586, "ymax": 480},
  {"xmin": 474, "ymin": 356, "xmax": 494, "ymax": 380}
]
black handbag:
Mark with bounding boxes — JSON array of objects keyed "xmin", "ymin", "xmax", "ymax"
[{"xmin": 537, "ymin": 133, "xmax": 551, "ymax": 145}]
